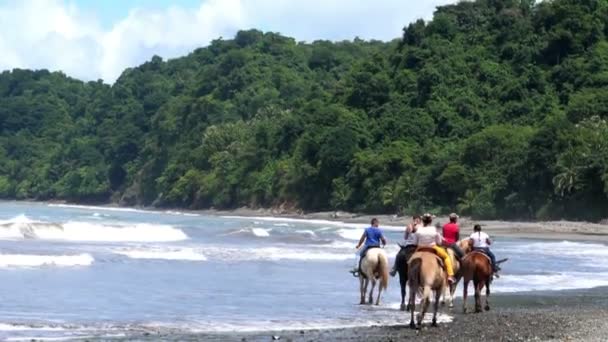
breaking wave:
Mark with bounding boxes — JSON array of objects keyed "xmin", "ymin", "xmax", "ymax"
[
  {"xmin": 0, "ymin": 215, "xmax": 188, "ymax": 242},
  {"xmin": 0, "ymin": 253, "xmax": 93, "ymax": 268},
  {"xmin": 113, "ymin": 247, "xmax": 207, "ymax": 261}
]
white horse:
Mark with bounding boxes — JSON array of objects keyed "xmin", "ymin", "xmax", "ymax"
[{"xmin": 359, "ymin": 248, "xmax": 389, "ymax": 305}]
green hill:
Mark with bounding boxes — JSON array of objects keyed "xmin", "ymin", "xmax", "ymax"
[{"xmin": 1, "ymin": 0, "xmax": 607, "ymax": 220}]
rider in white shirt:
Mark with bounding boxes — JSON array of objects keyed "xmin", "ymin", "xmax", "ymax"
[{"xmin": 469, "ymin": 224, "xmax": 499, "ymax": 274}]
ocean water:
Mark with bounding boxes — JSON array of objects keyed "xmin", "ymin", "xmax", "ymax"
[{"xmin": 0, "ymin": 201, "xmax": 605, "ymax": 340}]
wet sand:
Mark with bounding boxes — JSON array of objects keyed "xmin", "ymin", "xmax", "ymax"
[{"xmin": 122, "ymin": 287, "xmax": 608, "ymax": 342}]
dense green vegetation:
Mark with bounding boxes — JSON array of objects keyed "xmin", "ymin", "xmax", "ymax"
[{"xmin": 1, "ymin": 0, "xmax": 607, "ymax": 220}]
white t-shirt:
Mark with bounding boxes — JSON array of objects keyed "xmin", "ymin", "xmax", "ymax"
[
  {"xmin": 470, "ymin": 231, "xmax": 490, "ymax": 248},
  {"xmin": 413, "ymin": 225, "xmax": 441, "ymax": 247}
]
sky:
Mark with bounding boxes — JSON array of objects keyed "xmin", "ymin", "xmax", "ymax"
[{"xmin": 0, "ymin": 0, "xmax": 457, "ymax": 83}]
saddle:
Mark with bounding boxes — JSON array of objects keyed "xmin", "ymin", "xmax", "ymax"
[
  {"xmin": 463, "ymin": 250, "xmax": 492, "ymax": 264},
  {"xmin": 410, "ymin": 247, "xmax": 444, "ymax": 268}
]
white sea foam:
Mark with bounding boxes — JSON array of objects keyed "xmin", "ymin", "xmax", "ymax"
[
  {"xmin": 140, "ymin": 245, "xmax": 354, "ymax": 262},
  {"xmin": 47, "ymin": 204, "xmax": 154, "ymax": 214},
  {"xmin": 114, "ymin": 247, "xmax": 207, "ymax": 261},
  {"xmin": 492, "ymin": 272, "xmax": 608, "ymax": 293},
  {"xmin": 337, "ymin": 228, "xmax": 363, "ymax": 241},
  {"xmin": 251, "ymin": 228, "xmax": 270, "ymax": 237},
  {"xmin": 0, "ymin": 215, "xmax": 188, "ymax": 242},
  {"xmin": 223, "ymin": 227, "xmax": 271, "ymax": 238},
  {"xmin": 144, "ymin": 312, "xmax": 453, "ymax": 333},
  {"xmin": 0, "ymin": 254, "xmax": 94, "ymax": 268},
  {"xmin": 221, "ymin": 216, "xmax": 404, "ymax": 231}
]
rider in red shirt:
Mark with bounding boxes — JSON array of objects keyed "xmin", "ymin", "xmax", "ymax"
[{"xmin": 442, "ymin": 213, "xmax": 464, "ymax": 260}]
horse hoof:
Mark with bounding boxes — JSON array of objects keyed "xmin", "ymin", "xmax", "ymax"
[
  {"xmin": 406, "ymin": 304, "xmax": 412, "ymax": 311},
  {"xmin": 485, "ymin": 305, "xmax": 490, "ymax": 311},
  {"xmin": 440, "ymin": 301, "xmax": 445, "ymax": 306},
  {"xmin": 449, "ymin": 303, "xmax": 454, "ymax": 309},
  {"xmin": 400, "ymin": 304, "xmax": 406, "ymax": 311},
  {"xmin": 475, "ymin": 308, "xmax": 482, "ymax": 313},
  {"xmin": 431, "ymin": 321, "xmax": 438, "ymax": 327},
  {"xmin": 409, "ymin": 322, "xmax": 416, "ymax": 330}
]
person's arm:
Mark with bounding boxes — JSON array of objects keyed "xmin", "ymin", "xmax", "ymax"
[
  {"xmin": 455, "ymin": 230, "xmax": 460, "ymax": 241},
  {"xmin": 404, "ymin": 224, "xmax": 412, "ymax": 240},
  {"xmin": 486, "ymin": 236, "xmax": 492, "ymax": 245},
  {"xmin": 435, "ymin": 233, "xmax": 443, "ymax": 245},
  {"xmin": 381, "ymin": 235, "xmax": 387, "ymax": 247},
  {"xmin": 356, "ymin": 232, "xmax": 366, "ymax": 249}
]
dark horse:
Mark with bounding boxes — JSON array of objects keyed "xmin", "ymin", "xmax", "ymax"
[
  {"xmin": 394, "ymin": 244, "xmax": 417, "ymax": 311},
  {"xmin": 461, "ymin": 251, "xmax": 508, "ymax": 313}
]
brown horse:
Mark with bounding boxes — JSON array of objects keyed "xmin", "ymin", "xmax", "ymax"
[
  {"xmin": 359, "ymin": 248, "xmax": 389, "ymax": 305},
  {"xmin": 461, "ymin": 251, "xmax": 507, "ymax": 313},
  {"xmin": 407, "ymin": 249, "xmax": 447, "ymax": 329},
  {"xmin": 441, "ymin": 239, "xmax": 474, "ymax": 308}
]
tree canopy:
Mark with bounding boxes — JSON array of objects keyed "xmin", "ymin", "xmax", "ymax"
[{"xmin": 1, "ymin": 0, "xmax": 607, "ymax": 221}]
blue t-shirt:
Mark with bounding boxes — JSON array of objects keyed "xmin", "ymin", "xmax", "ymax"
[{"xmin": 364, "ymin": 226, "xmax": 384, "ymax": 246}]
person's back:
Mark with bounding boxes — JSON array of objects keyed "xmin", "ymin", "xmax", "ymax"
[
  {"xmin": 364, "ymin": 226, "xmax": 383, "ymax": 247},
  {"xmin": 469, "ymin": 224, "xmax": 499, "ymax": 275},
  {"xmin": 443, "ymin": 222, "xmax": 459, "ymax": 245},
  {"xmin": 415, "ymin": 225, "xmax": 440, "ymax": 247},
  {"xmin": 470, "ymin": 231, "xmax": 490, "ymax": 248},
  {"xmin": 414, "ymin": 213, "xmax": 455, "ymax": 284}
]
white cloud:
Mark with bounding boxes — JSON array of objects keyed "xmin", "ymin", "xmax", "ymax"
[{"xmin": 0, "ymin": 0, "xmax": 456, "ymax": 83}]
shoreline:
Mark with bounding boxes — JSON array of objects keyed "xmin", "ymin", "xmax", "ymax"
[
  {"xmin": 6, "ymin": 199, "xmax": 608, "ymax": 243},
  {"xmin": 104, "ymin": 287, "xmax": 608, "ymax": 341}
]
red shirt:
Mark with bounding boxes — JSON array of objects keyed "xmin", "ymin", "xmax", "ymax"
[{"xmin": 442, "ymin": 222, "xmax": 459, "ymax": 245}]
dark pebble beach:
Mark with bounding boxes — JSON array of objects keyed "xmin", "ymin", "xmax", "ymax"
[{"xmin": 94, "ymin": 287, "xmax": 608, "ymax": 342}]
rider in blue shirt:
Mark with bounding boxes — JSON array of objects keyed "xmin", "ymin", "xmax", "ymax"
[{"xmin": 350, "ymin": 218, "xmax": 387, "ymax": 276}]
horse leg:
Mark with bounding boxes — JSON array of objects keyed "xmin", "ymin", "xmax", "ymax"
[
  {"xmin": 359, "ymin": 276, "xmax": 367, "ymax": 305},
  {"xmin": 448, "ymin": 280, "xmax": 457, "ymax": 309},
  {"xmin": 484, "ymin": 278, "xmax": 491, "ymax": 311},
  {"xmin": 408, "ymin": 284, "xmax": 417, "ymax": 329},
  {"xmin": 418, "ymin": 286, "xmax": 431, "ymax": 329},
  {"xmin": 368, "ymin": 278, "xmax": 376, "ymax": 305},
  {"xmin": 462, "ymin": 279, "xmax": 469, "ymax": 314},
  {"xmin": 474, "ymin": 280, "xmax": 483, "ymax": 313},
  {"xmin": 432, "ymin": 288, "xmax": 441, "ymax": 327},
  {"xmin": 399, "ymin": 272, "xmax": 407, "ymax": 311},
  {"xmin": 375, "ymin": 278, "xmax": 382, "ymax": 306}
]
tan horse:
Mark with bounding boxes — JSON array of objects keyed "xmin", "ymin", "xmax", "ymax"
[
  {"xmin": 407, "ymin": 248, "xmax": 447, "ymax": 329},
  {"xmin": 441, "ymin": 239, "xmax": 474, "ymax": 308},
  {"xmin": 359, "ymin": 248, "xmax": 389, "ymax": 305}
]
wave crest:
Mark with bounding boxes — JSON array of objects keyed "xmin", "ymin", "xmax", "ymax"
[
  {"xmin": 0, "ymin": 253, "xmax": 93, "ymax": 268},
  {"xmin": 0, "ymin": 215, "xmax": 188, "ymax": 242}
]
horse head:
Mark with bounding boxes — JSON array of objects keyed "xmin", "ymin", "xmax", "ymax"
[{"xmin": 458, "ymin": 238, "xmax": 473, "ymax": 255}]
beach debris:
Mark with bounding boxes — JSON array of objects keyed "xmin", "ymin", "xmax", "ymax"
[{"xmin": 272, "ymin": 335, "xmax": 281, "ymax": 340}]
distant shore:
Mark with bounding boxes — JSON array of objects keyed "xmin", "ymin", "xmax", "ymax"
[{"xmin": 193, "ymin": 206, "xmax": 608, "ymax": 243}]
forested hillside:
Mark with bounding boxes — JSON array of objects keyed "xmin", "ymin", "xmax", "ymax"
[{"xmin": 1, "ymin": 0, "xmax": 607, "ymax": 220}]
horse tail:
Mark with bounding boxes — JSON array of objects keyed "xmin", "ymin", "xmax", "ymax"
[
  {"xmin": 409, "ymin": 257, "xmax": 423, "ymax": 296},
  {"xmin": 378, "ymin": 252, "xmax": 389, "ymax": 290}
]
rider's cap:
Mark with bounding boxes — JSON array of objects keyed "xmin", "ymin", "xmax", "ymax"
[
  {"xmin": 422, "ymin": 213, "xmax": 432, "ymax": 219},
  {"xmin": 449, "ymin": 213, "xmax": 458, "ymax": 219}
]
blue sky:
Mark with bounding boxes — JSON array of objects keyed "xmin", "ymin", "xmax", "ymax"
[
  {"xmin": 0, "ymin": 0, "xmax": 457, "ymax": 82},
  {"xmin": 70, "ymin": 0, "xmax": 200, "ymax": 28}
]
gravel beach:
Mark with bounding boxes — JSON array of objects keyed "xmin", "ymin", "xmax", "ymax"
[{"xmin": 115, "ymin": 287, "xmax": 608, "ymax": 342}]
